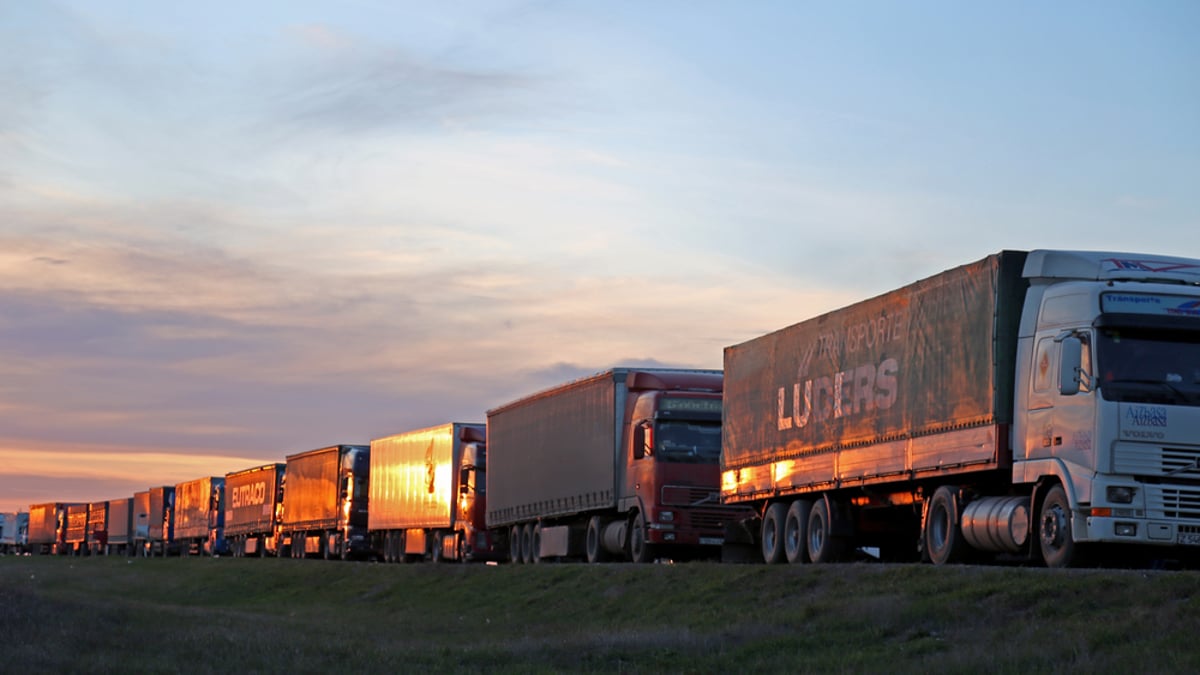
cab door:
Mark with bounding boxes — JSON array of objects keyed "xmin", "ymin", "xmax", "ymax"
[{"xmin": 1025, "ymin": 332, "xmax": 1096, "ymax": 469}]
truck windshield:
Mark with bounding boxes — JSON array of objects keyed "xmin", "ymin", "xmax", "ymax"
[
  {"xmin": 1097, "ymin": 328, "xmax": 1200, "ymax": 406},
  {"xmin": 655, "ymin": 421, "xmax": 721, "ymax": 463}
]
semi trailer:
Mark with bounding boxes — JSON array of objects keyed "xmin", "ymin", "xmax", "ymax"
[
  {"xmin": 487, "ymin": 367, "xmax": 749, "ymax": 563},
  {"xmin": 143, "ymin": 486, "xmax": 176, "ymax": 557},
  {"xmin": 87, "ymin": 500, "xmax": 109, "ymax": 555},
  {"xmin": 27, "ymin": 503, "xmax": 74, "ymax": 555},
  {"xmin": 370, "ymin": 422, "xmax": 500, "ymax": 562},
  {"xmin": 722, "ymin": 250, "xmax": 1200, "ymax": 567},
  {"xmin": 174, "ymin": 476, "xmax": 227, "ymax": 556},
  {"xmin": 224, "ymin": 463, "xmax": 285, "ymax": 557},
  {"xmin": 106, "ymin": 497, "xmax": 133, "ymax": 556},
  {"xmin": 279, "ymin": 445, "xmax": 371, "ymax": 560},
  {"xmin": 64, "ymin": 503, "xmax": 89, "ymax": 556},
  {"xmin": 0, "ymin": 512, "xmax": 28, "ymax": 554}
]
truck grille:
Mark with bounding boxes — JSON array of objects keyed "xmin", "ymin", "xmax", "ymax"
[
  {"xmin": 1163, "ymin": 447, "xmax": 1200, "ymax": 475},
  {"xmin": 661, "ymin": 485, "xmax": 718, "ymax": 507},
  {"xmin": 1147, "ymin": 486, "xmax": 1200, "ymax": 521},
  {"xmin": 1114, "ymin": 444, "xmax": 1200, "ymax": 477},
  {"xmin": 690, "ymin": 509, "xmax": 743, "ymax": 532}
]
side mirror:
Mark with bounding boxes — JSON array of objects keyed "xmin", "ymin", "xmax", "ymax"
[
  {"xmin": 459, "ymin": 467, "xmax": 471, "ymax": 494},
  {"xmin": 1059, "ymin": 336, "xmax": 1083, "ymax": 396},
  {"xmin": 632, "ymin": 423, "xmax": 653, "ymax": 460}
]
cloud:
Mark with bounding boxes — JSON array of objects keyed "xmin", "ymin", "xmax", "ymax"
[
  {"xmin": 250, "ymin": 24, "xmax": 549, "ymax": 139},
  {"xmin": 0, "ymin": 177, "xmax": 842, "ymax": 479}
]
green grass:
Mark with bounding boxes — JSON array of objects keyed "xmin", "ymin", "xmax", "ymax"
[{"xmin": 3, "ymin": 556, "xmax": 1199, "ymax": 673}]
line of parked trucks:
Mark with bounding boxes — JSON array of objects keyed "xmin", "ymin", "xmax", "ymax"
[{"xmin": 6, "ymin": 250, "xmax": 1200, "ymax": 569}]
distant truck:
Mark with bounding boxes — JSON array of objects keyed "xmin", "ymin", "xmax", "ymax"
[
  {"xmin": 28, "ymin": 503, "xmax": 74, "ymax": 555},
  {"xmin": 174, "ymin": 476, "xmax": 227, "ymax": 556},
  {"xmin": 132, "ymin": 490, "xmax": 151, "ymax": 555},
  {"xmin": 107, "ymin": 497, "xmax": 133, "ymax": 556},
  {"xmin": 87, "ymin": 501, "xmax": 109, "ymax": 555},
  {"xmin": 487, "ymin": 368, "xmax": 749, "ymax": 563},
  {"xmin": 64, "ymin": 503, "xmax": 90, "ymax": 556},
  {"xmin": 1, "ymin": 512, "xmax": 29, "ymax": 554},
  {"xmin": 279, "ymin": 445, "xmax": 371, "ymax": 560},
  {"xmin": 141, "ymin": 486, "xmax": 176, "ymax": 557},
  {"xmin": 370, "ymin": 423, "xmax": 500, "ymax": 562},
  {"xmin": 723, "ymin": 250, "xmax": 1200, "ymax": 568},
  {"xmin": 224, "ymin": 463, "xmax": 285, "ymax": 557}
]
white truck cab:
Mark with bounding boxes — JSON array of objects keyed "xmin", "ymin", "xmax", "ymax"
[{"xmin": 1014, "ymin": 250, "xmax": 1200, "ymax": 564}]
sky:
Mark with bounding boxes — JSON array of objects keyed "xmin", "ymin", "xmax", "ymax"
[{"xmin": 2, "ymin": 1, "xmax": 1198, "ymax": 513}]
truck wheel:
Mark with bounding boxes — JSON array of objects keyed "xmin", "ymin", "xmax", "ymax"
[
  {"xmin": 509, "ymin": 526, "xmax": 523, "ymax": 564},
  {"xmin": 1038, "ymin": 485, "xmax": 1078, "ymax": 568},
  {"xmin": 806, "ymin": 498, "xmax": 846, "ymax": 563},
  {"xmin": 386, "ymin": 532, "xmax": 398, "ymax": 563},
  {"xmin": 784, "ymin": 500, "xmax": 812, "ymax": 564},
  {"xmin": 521, "ymin": 523, "xmax": 535, "ymax": 564},
  {"xmin": 586, "ymin": 516, "xmax": 611, "ymax": 563},
  {"xmin": 629, "ymin": 511, "xmax": 657, "ymax": 563},
  {"xmin": 432, "ymin": 532, "xmax": 444, "ymax": 563},
  {"xmin": 925, "ymin": 486, "xmax": 966, "ymax": 565},
  {"xmin": 531, "ymin": 524, "xmax": 543, "ymax": 564},
  {"xmin": 761, "ymin": 503, "xmax": 788, "ymax": 564}
]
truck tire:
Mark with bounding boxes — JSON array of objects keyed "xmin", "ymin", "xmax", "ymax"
[
  {"xmin": 521, "ymin": 523, "xmax": 535, "ymax": 564},
  {"xmin": 806, "ymin": 498, "xmax": 846, "ymax": 564},
  {"xmin": 629, "ymin": 511, "xmax": 656, "ymax": 563},
  {"xmin": 509, "ymin": 526, "xmax": 523, "ymax": 564},
  {"xmin": 386, "ymin": 532, "xmax": 399, "ymax": 563},
  {"xmin": 432, "ymin": 532, "xmax": 444, "ymax": 563},
  {"xmin": 586, "ymin": 516, "xmax": 611, "ymax": 563},
  {"xmin": 1039, "ymin": 485, "xmax": 1079, "ymax": 568},
  {"xmin": 531, "ymin": 524, "xmax": 543, "ymax": 564},
  {"xmin": 925, "ymin": 486, "xmax": 966, "ymax": 565},
  {"xmin": 784, "ymin": 500, "xmax": 811, "ymax": 564},
  {"xmin": 761, "ymin": 502, "xmax": 788, "ymax": 564}
]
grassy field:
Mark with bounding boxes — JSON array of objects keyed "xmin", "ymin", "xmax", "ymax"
[{"xmin": 2, "ymin": 555, "xmax": 1199, "ymax": 673}]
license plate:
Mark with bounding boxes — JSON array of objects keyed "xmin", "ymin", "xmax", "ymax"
[
  {"xmin": 1176, "ymin": 533, "xmax": 1200, "ymax": 546},
  {"xmin": 700, "ymin": 537, "xmax": 723, "ymax": 546}
]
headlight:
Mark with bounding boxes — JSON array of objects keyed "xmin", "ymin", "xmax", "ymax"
[
  {"xmin": 1107, "ymin": 486, "xmax": 1136, "ymax": 504},
  {"xmin": 659, "ymin": 511, "xmax": 675, "ymax": 523}
]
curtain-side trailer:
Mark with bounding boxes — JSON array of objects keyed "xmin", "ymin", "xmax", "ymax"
[
  {"xmin": 64, "ymin": 503, "xmax": 89, "ymax": 556},
  {"xmin": 174, "ymin": 476, "xmax": 227, "ymax": 556},
  {"xmin": 370, "ymin": 422, "xmax": 500, "ymax": 562},
  {"xmin": 724, "ymin": 250, "xmax": 1200, "ymax": 567},
  {"xmin": 224, "ymin": 463, "xmax": 285, "ymax": 557},
  {"xmin": 107, "ymin": 498, "xmax": 133, "ymax": 556},
  {"xmin": 279, "ymin": 445, "xmax": 371, "ymax": 560},
  {"xmin": 87, "ymin": 501, "xmax": 109, "ymax": 555},
  {"xmin": 1, "ymin": 512, "xmax": 29, "ymax": 554},
  {"xmin": 144, "ymin": 486, "xmax": 176, "ymax": 557},
  {"xmin": 487, "ymin": 368, "xmax": 749, "ymax": 563}
]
